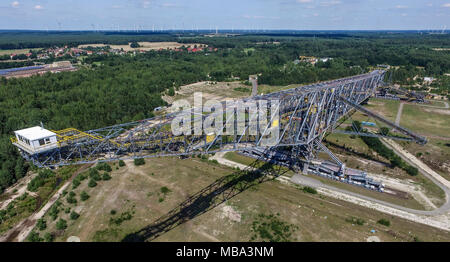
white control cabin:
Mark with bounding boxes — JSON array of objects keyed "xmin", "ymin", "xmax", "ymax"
[{"xmin": 13, "ymin": 126, "xmax": 58, "ymax": 155}]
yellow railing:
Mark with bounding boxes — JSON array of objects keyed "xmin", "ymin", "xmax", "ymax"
[{"xmin": 10, "ymin": 137, "xmax": 17, "ymax": 143}]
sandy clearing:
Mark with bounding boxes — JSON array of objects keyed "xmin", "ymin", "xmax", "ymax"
[{"xmin": 0, "ymin": 172, "xmax": 38, "ymax": 210}]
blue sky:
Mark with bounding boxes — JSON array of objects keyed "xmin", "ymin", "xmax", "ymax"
[{"xmin": 0, "ymin": 0, "xmax": 449, "ymax": 30}]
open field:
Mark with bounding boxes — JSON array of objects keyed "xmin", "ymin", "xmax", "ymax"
[
  {"xmin": 78, "ymin": 42, "xmax": 204, "ymax": 52},
  {"xmin": 0, "ymin": 48, "xmax": 40, "ymax": 56},
  {"xmin": 400, "ymin": 104, "xmax": 450, "ymax": 138},
  {"xmin": 163, "ymin": 81, "xmax": 308, "ymax": 106},
  {"xmin": 333, "ymin": 96, "xmax": 450, "ymax": 182},
  {"xmin": 30, "ymin": 157, "xmax": 450, "ymax": 242},
  {"xmin": 364, "ymin": 98, "xmax": 400, "ymax": 122}
]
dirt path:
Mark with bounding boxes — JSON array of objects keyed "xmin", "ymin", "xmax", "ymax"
[
  {"xmin": 212, "ymin": 148, "xmax": 450, "ymax": 232},
  {"xmin": 0, "ymin": 165, "xmax": 92, "ymax": 242},
  {"xmin": 382, "ymin": 139, "xmax": 450, "ymax": 190},
  {"xmin": 0, "ymin": 172, "xmax": 38, "ymax": 210},
  {"xmin": 395, "ymin": 102, "xmax": 404, "ymax": 126},
  {"xmin": 420, "ymin": 101, "xmax": 449, "ymax": 109},
  {"xmin": 210, "ymin": 152, "xmax": 250, "ymax": 171}
]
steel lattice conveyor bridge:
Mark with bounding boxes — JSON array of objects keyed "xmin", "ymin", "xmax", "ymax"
[{"xmin": 11, "ymin": 70, "xmax": 427, "ymax": 191}]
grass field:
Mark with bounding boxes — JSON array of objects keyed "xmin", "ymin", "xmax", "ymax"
[
  {"xmin": 365, "ymin": 98, "xmax": 400, "ymax": 122},
  {"xmin": 78, "ymin": 42, "xmax": 203, "ymax": 52},
  {"xmin": 0, "ymin": 48, "xmax": 40, "ymax": 56},
  {"xmin": 400, "ymin": 104, "xmax": 450, "ymax": 138},
  {"xmin": 30, "ymin": 157, "xmax": 450, "ymax": 242}
]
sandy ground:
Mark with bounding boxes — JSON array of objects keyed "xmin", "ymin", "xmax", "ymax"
[
  {"xmin": 0, "ymin": 172, "xmax": 38, "ymax": 210},
  {"xmin": 0, "ymin": 165, "xmax": 91, "ymax": 242},
  {"xmin": 382, "ymin": 139, "xmax": 450, "ymax": 190},
  {"xmin": 213, "ymin": 149, "xmax": 450, "ymax": 232}
]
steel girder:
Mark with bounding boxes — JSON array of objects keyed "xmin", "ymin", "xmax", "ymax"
[{"xmin": 18, "ymin": 70, "xmax": 389, "ymax": 168}]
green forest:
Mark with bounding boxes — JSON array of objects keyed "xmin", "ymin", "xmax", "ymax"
[{"xmin": 0, "ymin": 32, "xmax": 449, "ymax": 193}]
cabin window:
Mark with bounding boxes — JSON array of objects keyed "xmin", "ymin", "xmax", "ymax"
[{"xmin": 39, "ymin": 139, "xmax": 45, "ymax": 146}]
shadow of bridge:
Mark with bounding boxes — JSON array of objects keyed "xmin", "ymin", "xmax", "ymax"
[{"xmin": 122, "ymin": 158, "xmax": 290, "ymax": 242}]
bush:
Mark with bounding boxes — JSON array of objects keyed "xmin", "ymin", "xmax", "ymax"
[
  {"xmin": 88, "ymin": 179, "xmax": 97, "ymax": 188},
  {"xmin": 49, "ymin": 205, "xmax": 59, "ymax": 221},
  {"xmin": 302, "ymin": 186, "xmax": 318, "ymax": 194},
  {"xmin": 80, "ymin": 191, "xmax": 90, "ymax": 201},
  {"xmin": 97, "ymin": 163, "xmax": 112, "ymax": 172},
  {"xmin": 27, "ymin": 169, "xmax": 55, "ymax": 192},
  {"xmin": 66, "ymin": 191, "xmax": 77, "ymax": 204},
  {"xmin": 404, "ymin": 165, "xmax": 419, "ymax": 176},
  {"xmin": 44, "ymin": 232, "xmax": 54, "ymax": 242},
  {"xmin": 377, "ymin": 218, "xmax": 391, "ymax": 227},
  {"xmin": 130, "ymin": 41, "xmax": 140, "ymax": 48},
  {"xmin": 27, "ymin": 231, "xmax": 42, "ymax": 242},
  {"xmin": 110, "ymin": 209, "xmax": 117, "ymax": 215},
  {"xmin": 118, "ymin": 160, "xmax": 126, "ymax": 167},
  {"xmin": 134, "ymin": 158, "xmax": 146, "ymax": 166},
  {"xmin": 72, "ymin": 179, "xmax": 80, "ymax": 189},
  {"xmin": 89, "ymin": 168, "xmax": 102, "ymax": 181},
  {"xmin": 160, "ymin": 186, "xmax": 171, "ymax": 194},
  {"xmin": 102, "ymin": 173, "xmax": 112, "ymax": 181},
  {"xmin": 70, "ymin": 211, "xmax": 80, "ymax": 220},
  {"xmin": 36, "ymin": 218, "xmax": 46, "ymax": 231},
  {"xmin": 56, "ymin": 219, "xmax": 67, "ymax": 230}
]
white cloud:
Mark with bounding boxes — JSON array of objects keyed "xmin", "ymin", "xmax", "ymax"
[
  {"xmin": 34, "ymin": 5, "xmax": 43, "ymax": 10},
  {"xmin": 442, "ymin": 3, "xmax": 450, "ymax": 7},
  {"xmin": 320, "ymin": 1, "xmax": 341, "ymax": 7},
  {"xmin": 395, "ymin": 5, "xmax": 408, "ymax": 9},
  {"xmin": 160, "ymin": 3, "xmax": 179, "ymax": 8},
  {"xmin": 242, "ymin": 15, "xmax": 280, "ymax": 20},
  {"xmin": 297, "ymin": 0, "xmax": 313, "ymax": 3},
  {"xmin": 11, "ymin": 1, "xmax": 19, "ymax": 8},
  {"xmin": 142, "ymin": 0, "xmax": 151, "ymax": 8}
]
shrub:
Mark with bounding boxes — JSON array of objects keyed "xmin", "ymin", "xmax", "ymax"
[
  {"xmin": 404, "ymin": 165, "xmax": 419, "ymax": 176},
  {"xmin": 110, "ymin": 209, "xmax": 117, "ymax": 215},
  {"xmin": 302, "ymin": 186, "xmax": 318, "ymax": 194},
  {"xmin": 80, "ymin": 191, "xmax": 90, "ymax": 201},
  {"xmin": 27, "ymin": 169, "xmax": 55, "ymax": 192},
  {"xmin": 36, "ymin": 218, "xmax": 46, "ymax": 231},
  {"xmin": 89, "ymin": 168, "xmax": 101, "ymax": 181},
  {"xmin": 70, "ymin": 211, "xmax": 80, "ymax": 220},
  {"xmin": 102, "ymin": 173, "xmax": 112, "ymax": 181},
  {"xmin": 49, "ymin": 205, "xmax": 59, "ymax": 221},
  {"xmin": 377, "ymin": 218, "xmax": 391, "ymax": 227},
  {"xmin": 27, "ymin": 231, "xmax": 42, "ymax": 242},
  {"xmin": 160, "ymin": 186, "xmax": 171, "ymax": 194},
  {"xmin": 134, "ymin": 158, "xmax": 146, "ymax": 166},
  {"xmin": 72, "ymin": 179, "xmax": 80, "ymax": 189},
  {"xmin": 66, "ymin": 191, "xmax": 77, "ymax": 204},
  {"xmin": 119, "ymin": 160, "xmax": 126, "ymax": 167},
  {"xmin": 56, "ymin": 219, "xmax": 67, "ymax": 230},
  {"xmin": 97, "ymin": 163, "xmax": 112, "ymax": 172},
  {"xmin": 88, "ymin": 179, "xmax": 97, "ymax": 188},
  {"xmin": 44, "ymin": 232, "xmax": 54, "ymax": 242}
]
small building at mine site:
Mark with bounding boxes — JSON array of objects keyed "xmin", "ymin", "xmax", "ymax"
[{"xmin": 12, "ymin": 126, "xmax": 58, "ymax": 155}]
